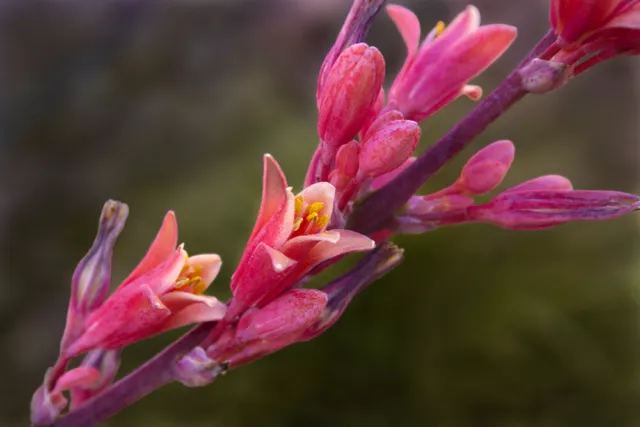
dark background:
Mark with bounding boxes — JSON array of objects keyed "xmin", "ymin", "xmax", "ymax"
[{"xmin": 1, "ymin": 0, "xmax": 639, "ymax": 426}]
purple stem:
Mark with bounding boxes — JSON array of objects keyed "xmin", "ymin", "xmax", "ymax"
[
  {"xmin": 48, "ymin": 323, "xmax": 215, "ymax": 427},
  {"xmin": 347, "ymin": 30, "xmax": 558, "ymax": 235}
]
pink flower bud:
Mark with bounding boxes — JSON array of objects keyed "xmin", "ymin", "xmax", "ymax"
[
  {"xmin": 359, "ymin": 119, "xmax": 421, "ymax": 177},
  {"xmin": 330, "ymin": 140, "xmax": 361, "ymax": 190},
  {"xmin": 406, "ymin": 194, "xmax": 475, "ymax": 218},
  {"xmin": 362, "ymin": 109, "xmax": 404, "ymax": 141},
  {"xmin": 318, "ymin": 43, "xmax": 385, "ymax": 147},
  {"xmin": 469, "ymin": 189, "xmax": 640, "ymax": 230},
  {"xmin": 503, "ymin": 175, "xmax": 573, "ymax": 194},
  {"xmin": 518, "ymin": 59, "xmax": 568, "ymax": 93},
  {"xmin": 456, "ymin": 140, "xmax": 515, "ymax": 195}
]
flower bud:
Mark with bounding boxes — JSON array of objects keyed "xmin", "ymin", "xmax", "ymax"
[
  {"xmin": 469, "ymin": 189, "xmax": 640, "ymax": 230},
  {"xmin": 369, "ymin": 157, "xmax": 416, "ymax": 191},
  {"xmin": 175, "ymin": 347, "xmax": 225, "ymax": 388},
  {"xmin": 456, "ymin": 140, "xmax": 514, "ymax": 195},
  {"xmin": 503, "ymin": 175, "xmax": 573, "ymax": 194},
  {"xmin": 60, "ymin": 200, "xmax": 128, "ymax": 353},
  {"xmin": 359, "ymin": 119, "xmax": 420, "ymax": 177},
  {"xmin": 329, "ymin": 140, "xmax": 360, "ymax": 191},
  {"xmin": 318, "ymin": 43, "xmax": 385, "ymax": 147},
  {"xmin": 519, "ymin": 59, "xmax": 568, "ymax": 93}
]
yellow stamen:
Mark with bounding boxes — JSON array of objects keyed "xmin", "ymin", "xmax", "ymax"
[
  {"xmin": 315, "ymin": 214, "xmax": 329, "ymax": 229},
  {"xmin": 294, "ymin": 196, "xmax": 304, "ymax": 215},
  {"xmin": 306, "ymin": 201, "xmax": 324, "ymax": 215},
  {"xmin": 292, "ymin": 217, "xmax": 303, "ymax": 232},
  {"xmin": 306, "ymin": 212, "xmax": 319, "ymax": 222},
  {"xmin": 435, "ymin": 21, "xmax": 445, "ymax": 36}
]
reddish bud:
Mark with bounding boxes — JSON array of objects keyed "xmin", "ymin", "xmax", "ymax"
[
  {"xmin": 503, "ymin": 175, "xmax": 573, "ymax": 194},
  {"xmin": 318, "ymin": 43, "xmax": 386, "ymax": 147},
  {"xmin": 330, "ymin": 140, "xmax": 361, "ymax": 190},
  {"xmin": 456, "ymin": 140, "xmax": 515, "ymax": 195},
  {"xmin": 359, "ymin": 120, "xmax": 421, "ymax": 177}
]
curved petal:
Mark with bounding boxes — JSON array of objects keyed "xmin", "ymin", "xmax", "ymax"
[
  {"xmin": 125, "ymin": 246, "xmax": 187, "ymax": 295},
  {"xmin": 387, "ymin": 4, "xmax": 421, "ymax": 57},
  {"xmin": 280, "ymin": 230, "xmax": 341, "ymax": 261},
  {"xmin": 186, "ymin": 254, "xmax": 222, "ymax": 287},
  {"xmin": 51, "ymin": 367, "xmax": 101, "ymax": 395},
  {"xmin": 122, "ymin": 211, "xmax": 178, "ymax": 287},
  {"xmin": 160, "ymin": 293, "xmax": 227, "ymax": 331},
  {"xmin": 248, "ymin": 154, "xmax": 290, "ymax": 242},
  {"xmin": 303, "ymin": 230, "xmax": 375, "ymax": 270}
]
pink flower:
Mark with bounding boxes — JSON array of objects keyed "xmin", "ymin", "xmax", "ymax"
[
  {"xmin": 65, "ymin": 211, "xmax": 226, "ymax": 357},
  {"xmin": 551, "ymin": 0, "xmax": 640, "ymax": 50},
  {"xmin": 228, "ymin": 155, "xmax": 375, "ymax": 319},
  {"xmin": 386, "ymin": 4, "xmax": 517, "ymax": 122}
]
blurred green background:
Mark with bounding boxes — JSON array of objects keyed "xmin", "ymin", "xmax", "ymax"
[{"xmin": 2, "ymin": 0, "xmax": 639, "ymax": 426}]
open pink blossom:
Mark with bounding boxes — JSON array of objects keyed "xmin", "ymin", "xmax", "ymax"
[
  {"xmin": 229, "ymin": 155, "xmax": 375, "ymax": 319},
  {"xmin": 386, "ymin": 4, "xmax": 517, "ymax": 122},
  {"xmin": 65, "ymin": 212, "xmax": 226, "ymax": 357}
]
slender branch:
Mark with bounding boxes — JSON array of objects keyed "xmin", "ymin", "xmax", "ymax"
[
  {"xmin": 49, "ymin": 323, "xmax": 216, "ymax": 427},
  {"xmin": 347, "ymin": 30, "xmax": 558, "ymax": 235}
]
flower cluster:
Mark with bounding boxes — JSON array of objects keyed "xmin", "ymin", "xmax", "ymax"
[{"xmin": 31, "ymin": 1, "xmax": 640, "ymax": 425}]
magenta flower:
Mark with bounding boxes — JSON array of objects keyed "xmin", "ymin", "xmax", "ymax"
[
  {"xmin": 65, "ymin": 211, "xmax": 226, "ymax": 357},
  {"xmin": 228, "ymin": 155, "xmax": 374, "ymax": 319},
  {"xmin": 386, "ymin": 4, "xmax": 517, "ymax": 122}
]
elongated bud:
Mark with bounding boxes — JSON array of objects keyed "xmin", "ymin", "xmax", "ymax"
[
  {"xmin": 456, "ymin": 140, "xmax": 515, "ymax": 195},
  {"xmin": 302, "ymin": 243, "xmax": 403, "ymax": 341},
  {"xmin": 359, "ymin": 119, "xmax": 420, "ymax": 177},
  {"xmin": 60, "ymin": 200, "xmax": 128, "ymax": 353},
  {"xmin": 503, "ymin": 175, "xmax": 573, "ymax": 193},
  {"xmin": 73, "ymin": 200, "xmax": 128, "ymax": 313},
  {"xmin": 175, "ymin": 347, "xmax": 225, "ymax": 388},
  {"xmin": 318, "ymin": 43, "xmax": 385, "ymax": 147},
  {"xmin": 329, "ymin": 140, "xmax": 360, "ymax": 190},
  {"xmin": 469, "ymin": 189, "xmax": 640, "ymax": 230}
]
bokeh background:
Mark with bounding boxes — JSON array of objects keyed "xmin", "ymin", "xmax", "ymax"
[{"xmin": 2, "ymin": 0, "xmax": 639, "ymax": 426}]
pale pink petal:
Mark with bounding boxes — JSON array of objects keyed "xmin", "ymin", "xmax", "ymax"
[
  {"xmin": 121, "ymin": 211, "xmax": 178, "ymax": 286},
  {"xmin": 185, "ymin": 254, "xmax": 222, "ymax": 287},
  {"xmin": 303, "ymin": 230, "xmax": 375, "ymax": 270},
  {"xmin": 125, "ymin": 246, "xmax": 187, "ymax": 295},
  {"xmin": 160, "ymin": 293, "xmax": 227, "ymax": 331},
  {"xmin": 280, "ymin": 230, "xmax": 341, "ymax": 261},
  {"xmin": 51, "ymin": 367, "xmax": 101, "ymax": 395},
  {"xmin": 296, "ymin": 182, "xmax": 336, "ymax": 223},
  {"xmin": 605, "ymin": 3, "xmax": 640, "ymax": 30},
  {"xmin": 247, "ymin": 154, "xmax": 290, "ymax": 243},
  {"xmin": 426, "ymin": 5, "xmax": 481, "ymax": 53},
  {"xmin": 386, "ymin": 4, "xmax": 421, "ymax": 57}
]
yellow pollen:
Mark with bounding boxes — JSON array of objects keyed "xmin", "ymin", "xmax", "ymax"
[
  {"xmin": 306, "ymin": 201, "xmax": 324, "ymax": 215},
  {"xmin": 435, "ymin": 21, "xmax": 445, "ymax": 36},
  {"xmin": 294, "ymin": 196, "xmax": 304, "ymax": 215},
  {"xmin": 316, "ymin": 214, "xmax": 329, "ymax": 229},
  {"xmin": 306, "ymin": 212, "xmax": 319, "ymax": 222},
  {"xmin": 292, "ymin": 217, "xmax": 303, "ymax": 232}
]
